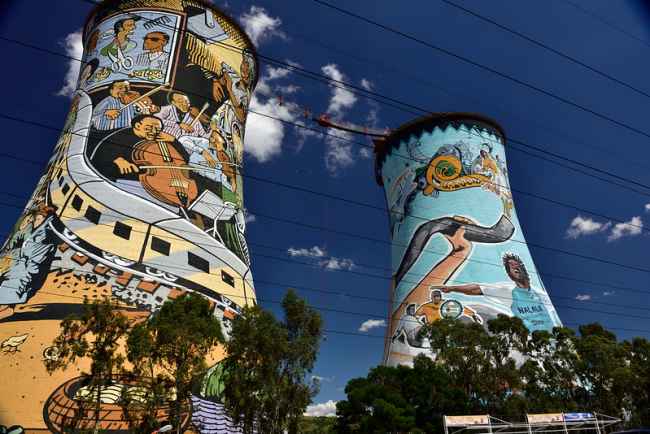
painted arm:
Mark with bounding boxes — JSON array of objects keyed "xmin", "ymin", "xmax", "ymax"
[
  {"xmin": 389, "ymin": 226, "xmax": 472, "ymax": 338},
  {"xmin": 436, "ymin": 284, "xmax": 483, "ymax": 296}
]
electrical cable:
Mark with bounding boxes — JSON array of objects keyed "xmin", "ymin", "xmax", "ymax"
[
  {"xmin": 56, "ymin": 1, "xmax": 650, "ymax": 197},
  {"xmin": 562, "ymin": 0, "xmax": 650, "ymax": 50},
  {"xmin": 0, "ymin": 199, "xmax": 648, "ymax": 326},
  {"xmin": 1, "ymin": 115, "xmax": 650, "ymax": 302},
  {"xmin": 439, "ymin": 0, "xmax": 650, "ymax": 100},
  {"xmin": 310, "ymin": 0, "xmax": 650, "ymax": 142},
  {"xmin": 4, "ymin": 32, "xmax": 650, "ymax": 205}
]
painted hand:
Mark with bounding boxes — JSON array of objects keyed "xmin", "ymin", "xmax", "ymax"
[
  {"xmin": 113, "ymin": 157, "xmax": 139, "ymax": 175},
  {"xmin": 105, "ymin": 109, "xmax": 120, "ymax": 120},
  {"xmin": 179, "ymin": 122, "xmax": 194, "ymax": 133}
]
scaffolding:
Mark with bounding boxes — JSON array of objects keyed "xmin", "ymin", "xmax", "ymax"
[{"xmin": 443, "ymin": 413, "xmax": 621, "ymax": 434}]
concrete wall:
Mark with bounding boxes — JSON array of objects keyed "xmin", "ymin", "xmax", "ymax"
[
  {"xmin": 0, "ymin": 0, "xmax": 257, "ymax": 431},
  {"xmin": 375, "ymin": 114, "xmax": 562, "ymax": 367}
]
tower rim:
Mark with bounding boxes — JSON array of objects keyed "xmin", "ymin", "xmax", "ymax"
[
  {"xmin": 81, "ymin": 0, "xmax": 260, "ymax": 89},
  {"xmin": 373, "ymin": 112, "xmax": 506, "ymax": 185}
]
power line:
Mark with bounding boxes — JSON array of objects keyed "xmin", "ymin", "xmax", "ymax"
[
  {"xmin": 4, "ymin": 31, "xmax": 650, "ymax": 205},
  {"xmin": 1, "ymin": 196, "xmax": 650, "ymax": 326},
  {"xmin": 310, "ymin": 0, "xmax": 650, "ymax": 142},
  {"xmin": 1, "ymin": 26, "xmax": 650, "ymax": 293},
  {"xmin": 562, "ymin": 0, "xmax": 650, "ymax": 50},
  {"xmin": 3, "ymin": 115, "xmax": 650, "ymax": 302},
  {"xmin": 59, "ymin": 1, "xmax": 650, "ymax": 197},
  {"xmin": 440, "ymin": 0, "xmax": 650, "ymax": 100},
  {"xmin": 270, "ymin": 20, "xmax": 650, "ymax": 177}
]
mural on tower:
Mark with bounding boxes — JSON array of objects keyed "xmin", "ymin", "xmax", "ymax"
[
  {"xmin": 376, "ymin": 115, "xmax": 562, "ymax": 367},
  {"xmin": 0, "ymin": 0, "xmax": 257, "ymax": 431}
]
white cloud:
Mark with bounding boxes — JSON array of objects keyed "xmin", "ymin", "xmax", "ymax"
[
  {"xmin": 324, "ymin": 130, "xmax": 355, "ymax": 174},
  {"xmin": 575, "ymin": 294, "xmax": 592, "ymax": 301},
  {"xmin": 565, "ymin": 216, "xmax": 611, "ymax": 239},
  {"xmin": 266, "ymin": 65, "xmax": 291, "ymax": 81},
  {"xmin": 240, "ymin": 6, "xmax": 285, "ymax": 46},
  {"xmin": 56, "ymin": 30, "xmax": 83, "ymax": 98},
  {"xmin": 245, "ymin": 95, "xmax": 292, "ymax": 162},
  {"xmin": 245, "ymin": 63, "xmax": 310, "ymax": 161},
  {"xmin": 288, "ymin": 246, "xmax": 327, "ymax": 258},
  {"xmin": 319, "ymin": 257, "xmax": 355, "ymax": 271},
  {"xmin": 321, "ymin": 64, "xmax": 357, "ymax": 116},
  {"xmin": 608, "ymin": 216, "xmax": 643, "ymax": 241},
  {"xmin": 645, "ymin": 203, "xmax": 650, "ymax": 212},
  {"xmin": 304, "ymin": 400, "xmax": 337, "ymax": 417},
  {"xmin": 277, "ymin": 84, "xmax": 301, "ymax": 94},
  {"xmin": 360, "ymin": 78, "xmax": 374, "ymax": 91},
  {"xmin": 359, "ymin": 319, "xmax": 386, "ymax": 332},
  {"xmin": 603, "ymin": 291, "xmax": 615, "ymax": 296}
]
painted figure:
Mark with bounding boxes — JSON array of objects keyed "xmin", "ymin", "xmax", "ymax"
[
  {"xmin": 0, "ymin": 206, "xmax": 57, "ymax": 320},
  {"xmin": 156, "ymin": 91, "xmax": 209, "ymax": 139},
  {"xmin": 134, "ymin": 31, "xmax": 170, "ymax": 73},
  {"xmin": 91, "ymin": 80, "xmax": 137, "ymax": 130},
  {"xmin": 433, "ymin": 252, "xmax": 558, "ymax": 332},
  {"xmin": 100, "ymin": 17, "xmax": 139, "ymax": 71}
]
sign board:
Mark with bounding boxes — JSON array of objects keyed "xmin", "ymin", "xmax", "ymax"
[
  {"xmin": 527, "ymin": 414, "xmax": 564, "ymax": 424},
  {"xmin": 564, "ymin": 413, "xmax": 596, "ymax": 422},
  {"xmin": 445, "ymin": 415, "xmax": 490, "ymax": 427}
]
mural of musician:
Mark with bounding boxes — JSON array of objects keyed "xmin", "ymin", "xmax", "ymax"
[
  {"xmin": 0, "ymin": 0, "xmax": 257, "ymax": 431},
  {"xmin": 375, "ymin": 114, "xmax": 562, "ymax": 367}
]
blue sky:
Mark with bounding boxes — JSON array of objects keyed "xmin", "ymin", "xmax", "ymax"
[{"xmin": 3, "ymin": 0, "xmax": 650, "ymax": 416}]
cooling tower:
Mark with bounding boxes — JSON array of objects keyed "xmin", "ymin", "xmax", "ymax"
[
  {"xmin": 375, "ymin": 114, "xmax": 562, "ymax": 367},
  {"xmin": 0, "ymin": 1, "xmax": 256, "ymax": 431}
]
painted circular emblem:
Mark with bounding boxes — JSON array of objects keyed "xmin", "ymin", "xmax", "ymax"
[
  {"xmin": 429, "ymin": 155, "xmax": 462, "ymax": 182},
  {"xmin": 440, "ymin": 299, "xmax": 463, "ymax": 319}
]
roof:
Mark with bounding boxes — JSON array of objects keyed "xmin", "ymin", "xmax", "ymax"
[{"xmin": 373, "ymin": 112, "xmax": 506, "ymax": 185}]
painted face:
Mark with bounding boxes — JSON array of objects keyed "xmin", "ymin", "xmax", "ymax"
[
  {"xmin": 33, "ymin": 213, "xmax": 46, "ymax": 228},
  {"xmin": 134, "ymin": 117, "xmax": 162, "ymax": 140},
  {"xmin": 110, "ymin": 81, "xmax": 130, "ymax": 97},
  {"xmin": 432, "ymin": 292, "xmax": 442, "ymax": 305},
  {"xmin": 121, "ymin": 19, "xmax": 137, "ymax": 36},
  {"xmin": 171, "ymin": 93, "xmax": 190, "ymax": 112},
  {"xmin": 506, "ymin": 259, "xmax": 526, "ymax": 283},
  {"xmin": 143, "ymin": 32, "xmax": 166, "ymax": 51},
  {"xmin": 209, "ymin": 130, "xmax": 226, "ymax": 151}
]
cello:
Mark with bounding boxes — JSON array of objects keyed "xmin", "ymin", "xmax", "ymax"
[{"xmin": 132, "ymin": 139, "xmax": 198, "ymax": 208}]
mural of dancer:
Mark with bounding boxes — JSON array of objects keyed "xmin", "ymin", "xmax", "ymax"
[
  {"xmin": 0, "ymin": 0, "xmax": 257, "ymax": 431},
  {"xmin": 375, "ymin": 114, "xmax": 562, "ymax": 367}
]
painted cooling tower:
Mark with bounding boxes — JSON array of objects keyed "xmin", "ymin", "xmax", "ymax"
[
  {"xmin": 376, "ymin": 114, "xmax": 562, "ymax": 367},
  {"xmin": 0, "ymin": 0, "xmax": 256, "ymax": 431}
]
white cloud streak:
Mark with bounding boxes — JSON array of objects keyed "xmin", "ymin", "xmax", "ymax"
[
  {"xmin": 608, "ymin": 216, "xmax": 643, "ymax": 241},
  {"xmin": 575, "ymin": 294, "xmax": 592, "ymax": 301},
  {"xmin": 56, "ymin": 30, "xmax": 83, "ymax": 98},
  {"xmin": 321, "ymin": 64, "xmax": 357, "ymax": 116},
  {"xmin": 288, "ymin": 246, "xmax": 327, "ymax": 258},
  {"xmin": 240, "ymin": 6, "xmax": 285, "ymax": 46},
  {"xmin": 304, "ymin": 400, "xmax": 337, "ymax": 417},
  {"xmin": 359, "ymin": 319, "xmax": 386, "ymax": 332},
  {"xmin": 319, "ymin": 257, "xmax": 355, "ymax": 271},
  {"xmin": 565, "ymin": 216, "xmax": 611, "ymax": 239}
]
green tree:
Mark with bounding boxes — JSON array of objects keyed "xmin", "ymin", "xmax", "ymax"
[
  {"xmin": 44, "ymin": 296, "xmax": 130, "ymax": 432},
  {"xmin": 126, "ymin": 292, "xmax": 224, "ymax": 434},
  {"xmin": 223, "ymin": 289, "xmax": 323, "ymax": 434}
]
